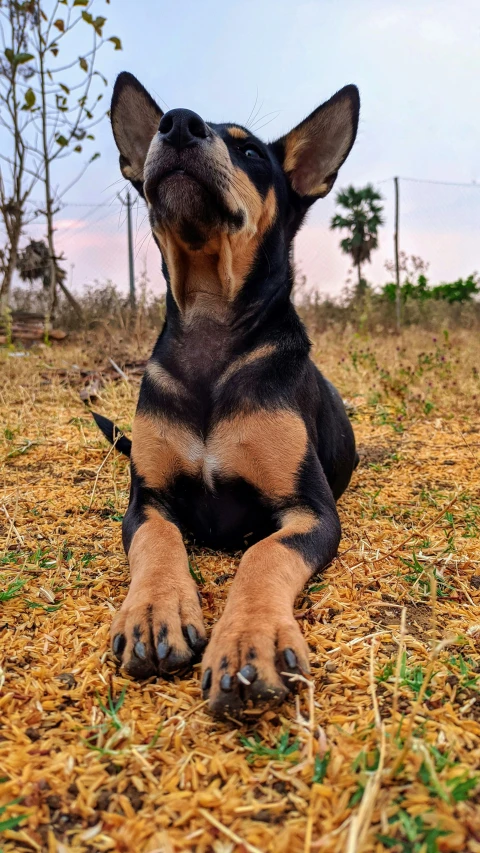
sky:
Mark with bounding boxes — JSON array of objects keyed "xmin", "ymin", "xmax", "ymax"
[{"xmin": 25, "ymin": 0, "xmax": 480, "ymax": 296}]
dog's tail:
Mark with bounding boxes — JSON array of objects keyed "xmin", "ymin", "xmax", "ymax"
[{"xmin": 91, "ymin": 411, "xmax": 132, "ymax": 458}]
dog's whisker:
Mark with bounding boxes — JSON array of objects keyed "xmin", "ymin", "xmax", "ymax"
[
  {"xmin": 248, "ymin": 97, "xmax": 264, "ymax": 132},
  {"xmin": 251, "ymin": 113, "xmax": 282, "ymax": 133},
  {"xmin": 244, "ymin": 85, "xmax": 259, "ymax": 130},
  {"xmin": 250, "ymin": 110, "xmax": 281, "ymax": 131}
]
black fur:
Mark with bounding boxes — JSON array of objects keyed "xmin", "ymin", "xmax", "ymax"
[{"xmin": 91, "ymin": 411, "xmax": 131, "ymax": 457}]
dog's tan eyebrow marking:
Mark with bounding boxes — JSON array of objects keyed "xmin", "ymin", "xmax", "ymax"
[
  {"xmin": 145, "ymin": 361, "xmax": 187, "ymax": 397},
  {"xmin": 227, "ymin": 126, "xmax": 248, "ymax": 139},
  {"xmin": 216, "ymin": 343, "xmax": 277, "ymax": 388}
]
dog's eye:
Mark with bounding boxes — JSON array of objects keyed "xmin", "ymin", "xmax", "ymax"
[{"xmin": 243, "ymin": 145, "xmax": 263, "ymax": 159}]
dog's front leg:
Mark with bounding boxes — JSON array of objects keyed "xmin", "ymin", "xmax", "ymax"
[
  {"xmin": 201, "ymin": 456, "xmax": 341, "ymax": 717},
  {"xmin": 111, "ymin": 503, "xmax": 206, "ymax": 679}
]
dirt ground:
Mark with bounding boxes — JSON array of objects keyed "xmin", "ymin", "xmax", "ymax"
[{"xmin": 1, "ymin": 326, "xmax": 479, "ymax": 853}]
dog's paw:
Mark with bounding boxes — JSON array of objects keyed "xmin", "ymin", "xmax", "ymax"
[
  {"xmin": 200, "ymin": 607, "xmax": 310, "ymax": 718},
  {"xmin": 111, "ymin": 582, "xmax": 206, "ymax": 679}
]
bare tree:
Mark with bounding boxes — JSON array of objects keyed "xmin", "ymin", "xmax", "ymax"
[
  {"xmin": 31, "ymin": 1, "xmax": 121, "ymax": 315},
  {"xmin": 0, "ymin": 0, "xmax": 122, "ymax": 316},
  {"xmin": 0, "ymin": 0, "xmax": 37, "ymax": 310}
]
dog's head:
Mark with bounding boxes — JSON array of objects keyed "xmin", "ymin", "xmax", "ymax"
[{"xmin": 111, "ymin": 73, "xmax": 359, "ymax": 310}]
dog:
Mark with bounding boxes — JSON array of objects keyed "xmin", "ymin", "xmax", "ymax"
[{"xmin": 94, "ymin": 71, "xmax": 360, "ymax": 717}]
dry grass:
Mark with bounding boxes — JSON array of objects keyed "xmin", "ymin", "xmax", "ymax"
[{"xmin": 1, "ymin": 326, "xmax": 479, "ymax": 853}]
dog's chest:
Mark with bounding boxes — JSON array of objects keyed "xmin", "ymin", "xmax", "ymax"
[
  {"xmin": 172, "ymin": 427, "xmax": 224, "ymax": 490},
  {"xmin": 133, "ymin": 412, "xmax": 279, "ymax": 548},
  {"xmin": 173, "ymin": 315, "xmax": 232, "ymax": 385},
  {"xmin": 132, "ymin": 408, "xmax": 306, "ymax": 504}
]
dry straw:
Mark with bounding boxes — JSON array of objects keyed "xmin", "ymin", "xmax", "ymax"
[{"xmin": 1, "ymin": 326, "xmax": 479, "ymax": 852}]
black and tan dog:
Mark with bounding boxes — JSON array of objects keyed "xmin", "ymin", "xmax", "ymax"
[{"xmin": 94, "ymin": 72, "xmax": 360, "ymax": 717}]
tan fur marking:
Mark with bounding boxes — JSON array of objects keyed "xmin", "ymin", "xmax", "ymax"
[
  {"xmin": 216, "ymin": 343, "xmax": 277, "ymax": 388},
  {"xmin": 230, "ymin": 538, "xmax": 311, "ymax": 609},
  {"xmin": 111, "ymin": 505, "xmax": 205, "ymax": 666},
  {"xmin": 154, "ymin": 227, "xmax": 228, "ymax": 318},
  {"xmin": 280, "ymin": 507, "xmax": 318, "ymax": 535},
  {"xmin": 202, "ymin": 528, "xmax": 313, "ymax": 711},
  {"xmin": 283, "ymin": 129, "xmax": 331, "ymax": 196},
  {"xmin": 208, "ymin": 409, "xmax": 307, "ymax": 497},
  {"xmin": 282, "ymin": 95, "xmax": 356, "ymax": 197},
  {"xmin": 131, "ymin": 413, "xmax": 203, "ymax": 490},
  {"xmin": 283, "ymin": 127, "xmax": 305, "ymax": 175},
  {"xmin": 227, "ymin": 126, "xmax": 248, "ymax": 139},
  {"xmin": 218, "ymin": 184, "xmax": 277, "ymax": 300},
  {"xmin": 145, "ymin": 361, "xmax": 187, "ymax": 397},
  {"xmin": 127, "ymin": 506, "xmax": 187, "ymax": 575},
  {"xmin": 132, "ymin": 408, "xmax": 306, "ymax": 497},
  {"xmin": 154, "ymin": 230, "xmax": 185, "ymax": 311}
]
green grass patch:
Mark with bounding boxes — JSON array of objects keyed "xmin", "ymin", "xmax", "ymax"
[
  {"xmin": 240, "ymin": 730, "xmax": 300, "ymax": 764},
  {"xmin": 377, "ymin": 809, "xmax": 449, "ymax": 852},
  {"xmin": 0, "ymin": 798, "xmax": 28, "ymax": 834},
  {"xmin": 0, "ymin": 576, "xmax": 28, "ymax": 601}
]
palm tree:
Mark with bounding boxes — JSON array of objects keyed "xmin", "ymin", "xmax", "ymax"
[{"xmin": 330, "ymin": 185, "xmax": 384, "ymax": 294}]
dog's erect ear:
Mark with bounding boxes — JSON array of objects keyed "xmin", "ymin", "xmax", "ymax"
[
  {"xmin": 272, "ymin": 85, "xmax": 359, "ymax": 200},
  {"xmin": 111, "ymin": 72, "xmax": 163, "ymax": 191}
]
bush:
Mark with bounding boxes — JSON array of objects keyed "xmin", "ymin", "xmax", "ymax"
[
  {"xmin": 381, "ymin": 273, "xmax": 479, "ymax": 305},
  {"xmin": 297, "ymin": 277, "xmax": 480, "ymax": 335},
  {"xmin": 8, "ymin": 276, "xmax": 166, "ymax": 335}
]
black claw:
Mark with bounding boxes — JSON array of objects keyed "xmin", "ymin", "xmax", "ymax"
[
  {"xmin": 157, "ymin": 625, "xmax": 168, "ymax": 643},
  {"xmin": 157, "ymin": 641, "xmax": 169, "ymax": 661},
  {"xmin": 134, "ymin": 641, "xmax": 146, "ymax": 661},
  {"xmin": 185, "ymin": 625, "xmax": 198, "ymax": 647},
  {"xmin": 202, "ymin": 668, "xmax": 212, "ymax": 692},
  {"xmin": 238, "ymin": 664, "xmax": 257, "ymax": 685},
  {"xmin": 185, "ymin": 625, "xmax": 207, "ymax": 655},
  {"xmin": 220, "ymin": 673, "xmax": 233, "ymax": 692},
  {"xmin": 112, "ymin": 633, "xmax": 125, "ymax": 659},
  {"xmin": 284, "ymin": 648, "xmax": 297, "ymax": 670}
]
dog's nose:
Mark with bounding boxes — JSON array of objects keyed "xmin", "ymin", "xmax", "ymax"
[{"xmin": 159, "ymin": 108, "xmax": 208, "ymax": 150}]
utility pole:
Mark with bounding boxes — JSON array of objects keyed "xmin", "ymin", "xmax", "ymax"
[
  {"xmin": 126, "ymin": 191, "xmax": 135, "ymax": 310},
  {"xmin": 394, "ymin": 176, "xmax": 401, "ymax": 333}
]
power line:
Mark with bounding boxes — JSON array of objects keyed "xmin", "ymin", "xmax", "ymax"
[
  {"xmin": 29, "ymin": 199, "xmax": 113, "ymax": 208},
  {"xmin": 27, "ymin": 175, "xmax": 480, "ymax": 211},
  {"xmin": 57, "ymin": 201, "xmax": 114, "ymax": 207},
  {"xmin": 377, "ymin": 176, "xmax": 479, "ymax": 189},
  {"xmin": 58, "ymin": 208, "xmax": 117, "ymax": 241}
]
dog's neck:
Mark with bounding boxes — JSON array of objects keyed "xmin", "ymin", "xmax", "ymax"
[
  {"xmin": 156, "ymin": 222, "xmax": 289, "ymax": 325},
  {"xmin": 152, "ymin": 234, "xmax": 306, "ymax": 396}
]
